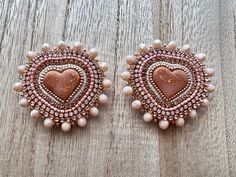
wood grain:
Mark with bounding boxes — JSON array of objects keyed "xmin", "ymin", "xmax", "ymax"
[{"xmin": 0, "ymin": 0, "xmax": 235, "ymax": 177}]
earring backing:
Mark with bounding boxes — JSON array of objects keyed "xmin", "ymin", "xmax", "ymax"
[
  {"xmin": 13, "ymin": 41, "xmax": 111, "ymax": 132},
  {"xmin": 121, "ymin": 40, "xmax": 215, "ymax": 129}
]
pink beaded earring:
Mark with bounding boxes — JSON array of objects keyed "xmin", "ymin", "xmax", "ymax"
[
  {"xmin": 121, "ymin": 40, "xmax": 215, "ymax": 129},
  {"xmin": 13, "ymin": 41, "xmax": 111, "ymax": 132}
]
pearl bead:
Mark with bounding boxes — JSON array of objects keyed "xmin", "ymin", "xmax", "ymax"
[
  {"xmin": 180, "ymin": 44, "xmax": 191, "ymax": 53},
  {"xmin": 201, "ymin": 99, "xmax": 209, "ymax": 108},
  {"xmin": 26, "ymin": 51, "xmax": 37, "ymax": 61},
  {"xmin": 207, "ymin": 84, "xmax": 215, "ymax": 92},
  {"xmin": 77, "ymin": 118, "xmax": 87, "ymax": 127},
  {"xmin": 189, "ymin": 110, "xmax": 197, "ymax": 118},
  {"xmin": 89, "ymin": 107, "xmax": 99, "ymax": 117},
  {"xmin": 61, "ymin": 122, "xmax": 71, "ymax": 132},
  {"xmin": 159, "ymin": 120, "xmax": 169, "ymax": 129},
  {"xmin": 123, "ymin": 86, "xmax": 133, "ymax": 96},
  {"xmin": 195, "ymin": 53, "xmax": 206, "ymax": 62},
  {"xmin": 125, "ymin": 55, "xmax": 136, "ymax": 65},
  {"xmin": 131, "ymin": 100, "xmax": 142, "ymax": 110},
  {"xmin": 13, "ymin": 82, "xmax": 23, "ymax": 92},
  {"xmin": 73, "ymin": 41, "xmax": 83, "ymax": 51},
  {"xmin": 17, "ymin": 65, "xmax": 26, "ymax": 74},
  {"xmin": 57, "ymin": 40, "xmax": 67, "ymax": 50},
  {"xmin": 138, "ymin": 43, "xmax": 148, "ymax": 52},
  {"xmin": 99, "ymin": 62, "xmax": 108, "ymax": 72},
  {"xmin": 152, "ymin": 39, "xmax": 162, "ymax": 49},
  {"xmin": 19, "ymin": 98, "xmax": 29, "ymax": 107},
  {"xmin": 98, "ymin": 94, "xmax": 109, "ymax": 104},
  {"xmin": 88, "ymin": 48, "xmax": 98, "ymax": 58},
  {"xmin": 206, "ymin": 68, "xmax": 214, "ymax": 77},
  {"xmin": 102, "ymin": 79, "xmax": 112, "ymax": 89},
  {"xmin": 121, "ymin": 71, "xmax": 131, "ymax": 81},
  {"xmin": 41, "ymin": 43, "xmax": 50, "ymax": 52},
  {"xmin": 30, "ymin": 109, "xmax": 41, "ymax": 119},
  {"xmin": 143, "ymin": 112, "xmax": 153, "ymax": 122},
  {"xmin": 175, "ymin": 118, "xmax": 185, "ymax": 127},
  {"xmin": 44, "ymin": 118, "xmax": 54, "ymax": 128},
  {"xmin": 166, "ymin": 41, "xmax": 176, "ymax": 50}
]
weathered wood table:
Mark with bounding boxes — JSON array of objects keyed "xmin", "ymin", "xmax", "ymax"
[{"xmin": 0, "ymin": 0, "xmax": 235, "ymax": 176}]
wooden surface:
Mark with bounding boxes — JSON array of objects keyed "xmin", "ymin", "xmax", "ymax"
[{"xmin": 0, "ymin": 0, "xmax": 235, "ymax": 176}]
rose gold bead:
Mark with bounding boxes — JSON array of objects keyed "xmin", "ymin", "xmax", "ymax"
[
  {"xmin": 26, "ymin": 51, "xmax": 37, "ymax": 61},
  {"xmin": 19, "ymin": 98, "xmax": 29, "ymax": 107},
  {"xmin": 77, "ymin": 118, "xmax": 87, "ymax": 127},
  {"xmin": 166, "ymin": 41, "xmax": 176, "ymax": 50},
  {"xmin": 152, "ymin": 39, "xmax": 162, "ymax": 49},
  {"xmin": 159, "ymin": 120, "xmax": 169, "ymax": 129},
  {"xmin": 30, "ymin": 109, "xmax": 41, "ymax": 119},
  {"xmin": 44, "ymin": 118, "xmax": 54, "ymax": 128},
  {"xmin": 13, "ymin": 82, "xmax": 23, "ymax": 92},
  {"xmin": 206, "ymin": 68, "xmax": 214, "ymax": 77},
  {"xmin": 88, "ymin": 48, "xmax": 98, "ymax": 58},
  {"xmin": 121, "ymin": 71, "xmax": 131, "ymax": 81},
  {"xmin": 41, "ymin": 43, "xmax": 50, "ymax": 52},
  {"xmin": 131, "ymin": 100, "xmax": 142, "ymax": 110},
  {"xmin": 125, "ymin": 55, "xmax": 136, "ymax": 65},
  {"xmin": 175, "ymin": 118, "xmax": 185, "ymax": 127},
  {"xmin": 89, "ymin": 107, "xmax": 99, "ymax": 117},
  {"xmin": 189, "ymin": 110, "xmax": 197, "ymax": 118},
  {"xmin": 143, "ymin": 112, "xmax": 153, "ymax": 122},
  {"xmin": 61, "ymin": 122, "xmax": 71, "ymax": 132}
]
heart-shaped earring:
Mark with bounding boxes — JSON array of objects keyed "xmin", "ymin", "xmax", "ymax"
[
  {"xmin": 13, "ymin": 41, "xmax": 111, "ymax": 132},
  {"xmin": 121, "ymin": 40, "xmax": 215, "ymax": 129}
]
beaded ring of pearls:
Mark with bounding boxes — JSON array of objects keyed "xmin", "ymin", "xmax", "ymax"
[
  {"xmin": 121, "ymin": 40, "xmax": 215, "ymax": 129},
  {"xmin": 13, "ymin": 41, "xmax": 111, "ymax": 132}
]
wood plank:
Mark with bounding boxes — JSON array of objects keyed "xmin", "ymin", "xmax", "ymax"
[
  {"xmin": 0, "ymin": 0, "xmax": 235, "ymax": 176},
  {"xmin": 154, "ymin": 0, "xmax": 230, "ymax": 176}
]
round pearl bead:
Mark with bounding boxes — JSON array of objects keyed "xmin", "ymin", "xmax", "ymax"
[
  {"xmin": 180, "ymin": 44, "xmax": 191, "ymax": 53},
  {"xmin": 57, "ymin": 41, "xmax": 67, "ymax": 50},
  {"xmin": 206, "ymin": 68, "xmax": 214, "ymax": 77},
  {"xmin": 138, "ymin": 43, "xmax": 148, "ymax": 52},
  {"xmin": 61, "ymin": 122, "xmax": 71, "ymax": 132},
  {"xmin": 125, "ymin": 55, "xmax": 136, "ymax": 65},
  {"xmin": 98, "ymin": 94, "xmax": 109, "ymax": 104},
  {"xmin": 99, "ymin": 62, "xmax": 108, "ymax": 72},
  {"xmin": 77, "ymin": 118, "xmax": 87, "ymax": 127},
  {"xmin": 207, "ymin": 84, "xmax": 215, "ymax": 92},
  {"xmin": 195, "ymin": 53, "xmax": 206, "ymax": 62},
  {"xmin": 89, "ymin": 107, "xmax": 99, "ymax": 117},
  {"xmin": 17, "ymin": 65, "xmax": 26, "ymax": 74},
  {"xmin": 41, "ymin": 43, "xmax": 50, "ymax": 52},
  {"xmin": 189, "ymin": 110, "xmax": 197, "ymax": 118},
  {"xmin": 201, "ymin": 99, "xmax": 209, "ymax": 108},
  {"xmin": 121, "ymin": 71, "xmax": 131, "ymax": 81},
  {"xmin": 131, "ymin": 100, "xmax": 142, "ymax": 110},
  {"xmin": 166, "ymin": 41, "xmax": 176, "ymax": 50},
  {"xmin": 152, "ymin": 39, "xmax": 162, "ymax": 49},
  {"xmin": 175, "ymin": 118, "xmax": 185, "ymax": 127},
  {"xmin": 26, "ymin": 51, "xmax": 37, "ymax": 61},
  {"xmin": 102, "ymin": 79, "xmax": 112, "ymax": 89},
  {"xmin": 88, "ymin": 48, "xmax": 98, "ymax": 58},
  {"xmin": 73, "ymin": 41, "xmax": 83, "ymax": 51},
  {"xmin": 159, "ymin": 120, "xmax": 169, "ymax": 129},
  {"xmin": 30, "ymin": 109, "xmax": 41, "ymax": 119},
  {"xmin": 143, "ymin": 112, "xmax": 153, "ymax": 122},
  {"xmin": 123, "ymin": 86, "xmax": 133, "ymax": 96},
  {"xmin": 19, "ymin": 98, "xmax": 29, "ymax": 107},
  {"xmin": 43, "ymin": 118, "xmax": 54, "ymax": 128},
  {"xmin": 13, "ymin": 82, "xmax": 23, "ymax": 92}
]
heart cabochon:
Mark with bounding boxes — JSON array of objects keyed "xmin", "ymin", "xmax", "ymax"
[
  {"xmin": 121, "ymin": 40, "xmax": 215, "ymax": 129},
  {"xmin": 13, "ymin": 41, "xmax": 111, "ymax": 132}
]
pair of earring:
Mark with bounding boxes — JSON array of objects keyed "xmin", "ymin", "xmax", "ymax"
[{"xmin": 13, "ymin": 40, "xmax": 215, "ymax": 132}]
